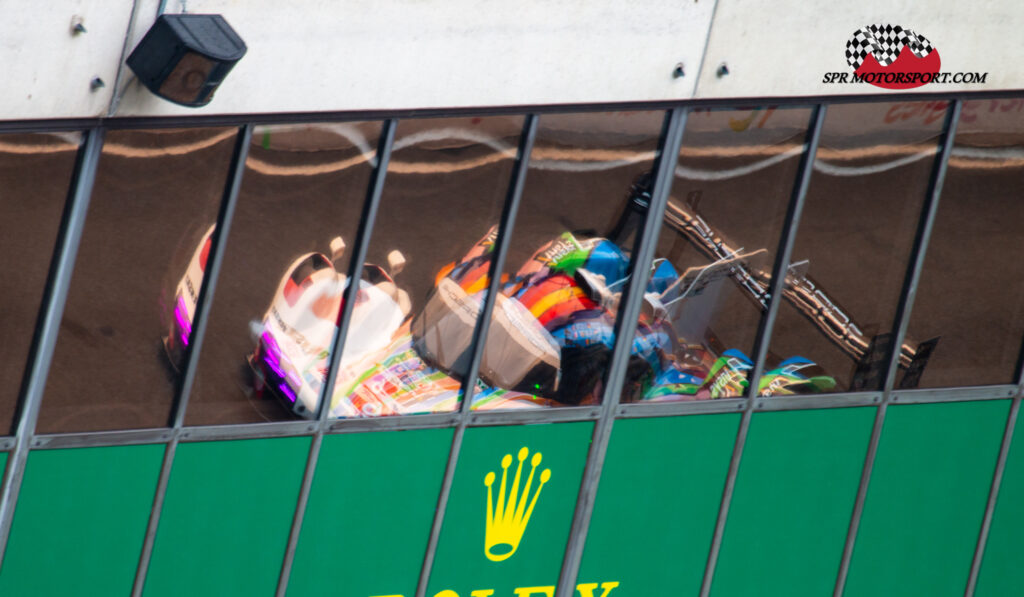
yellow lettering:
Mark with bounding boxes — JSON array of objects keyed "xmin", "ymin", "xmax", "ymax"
[
  {"xmin": 372, "ymin": 583, "xmax": 619, "ymax": 597},
  {"xmin": 576, "ymin": 582, "xmax": 620, "ymax": 597}
]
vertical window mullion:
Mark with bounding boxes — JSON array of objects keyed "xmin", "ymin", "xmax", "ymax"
[
  {"xmin": 413, "ymin": 114, "xmax": 538, "ymax": 597},
  {"xmin": 314, "ymin": 119, "xmax": 397, "ymax": 425},
  {"xmin": 454, "ymin": 113, "xmax": 538, "ymax": 417},
  {"xmin": 272, "ymin": 119, "xmax": 398, "ymax": 597},
  {"xmin": 0, "ymin": 126, "xmax": 105, "ymax": 564},
  {"xmin": 698, "ymin": 103, "xmax": 827, "ymax": 597},
  {"xmin": 171, "ymin": 124, "xmax": 254, "ymax": 427},
  {"xmin": 833, "ymin": 99, "xmax": 963, "ymax": 597},
  {"xmin": 880, "ymin": 100, "xmax": 963, "ymax": 395},
  {"xmin": 131, "ymin": 123, "xmax": 254, "ymax": 597},
  {"xmin": 554, "ymin": 107, "xmax": 688, "ymax": 597},
  {"xmin": 743, "ymin": 103, "xmax": 828, "ymax": 400}
]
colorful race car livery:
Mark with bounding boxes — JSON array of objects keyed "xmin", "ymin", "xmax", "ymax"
[{"xmin": 166, "ymin": 222, "xmax": 841, "ymax": 419}]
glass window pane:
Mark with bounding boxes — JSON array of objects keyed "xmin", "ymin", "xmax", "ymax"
[
  {"xmin": 0, "ymin": 132, "xmax": 81, "ymax": 434},
  {"xmin": 766, "ymin": 101, "xmax": 947, "ymax": 394},
  {"xmin": 467, "ymin": 110, "xmax": 665, "ymax": 409},
  {"xmin": 900, "ymin": 97, "xmax": 1024, "ymax": 388},
  {"xmin": 185, "ymin": 122, "xmax": 381, "ymax": 426},
  {"xmin": 327, "ymin": 116, "xmax": 522, "ymax": 418},
  {"xmin": 38, "ymin": 128, "xmax": 236, "ymax": 433},
  {"xmin": 623, "ymin": 107, "xmax": 812, "ymax": 402}
]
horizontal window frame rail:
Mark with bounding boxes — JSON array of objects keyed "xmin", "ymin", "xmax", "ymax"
[
  {"xmin": 1, "ymin": 88, "xmax": 1020, "ymax": 133},
  {"xmin": 5, "ymin": 383, "xmax": 1016, "ymax": 453},
  {"xmin": 617, "ymin": 399, "xmax": 747, "ymax": 418},
  {"xmin": 890, "ymin": 385, "xmax": 1019, "ymax": 404},
  {"xmin": 2, "ymin": 381, "xmax": 1012, "ymax": 448}
]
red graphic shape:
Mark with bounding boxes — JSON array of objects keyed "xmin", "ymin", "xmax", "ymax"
[
  {"xmin": 855, "ymin": 45, "xmax": 941, "ymax": 90},
  {"xmin": 199, "ymin": 236, "xmax": 212, "ymax": 271}
]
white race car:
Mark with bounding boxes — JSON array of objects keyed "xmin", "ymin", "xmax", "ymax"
[
  {"xmin": 164, "ymin": 224, "xmax": 215, "ymax": 371},
  {"xmin": 248, "ymin": 238, "xmax": 412, "ymax": 416},
  {"xmin": 165, "ymin": 228, "xmax": 583, "ymax": 418}
]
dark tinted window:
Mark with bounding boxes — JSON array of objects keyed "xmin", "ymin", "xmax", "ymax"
[
  {"xmin": 0, "ymin": 133, "xmax": 82, "ymax": 434},
  {"xmin": 478, "ymin": 111, "xmax": 665, "ymax": 408},
  {"xmin": 901, "ymin": 98, "xmax": 1024, "ymax": 388},
  {"xmin": 766, "ymin": 101, "xmax": 947, "ymax": 394},
  {"xmin": 328, "ymin": 116, "xmax": 522, "ymax": 417},
  {"xmin": 623, "ymin": 107, "xmax": 813, "ymax": 402},
  {"xmin": 38, "ymin": 128, "xmax": 236, "ymax": 433},
  {"xmin": 185, "ymin": 122, "xmax": 380, "ymax": 425}
]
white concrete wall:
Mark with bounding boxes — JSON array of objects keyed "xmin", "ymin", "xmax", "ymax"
[
  {"xmin": 1, "ymin": 0, "xmax": 1021, "ymax": 121},
  {"xmin": 3, "ymin": 0, "xmax": 135, "ymax": 120}
]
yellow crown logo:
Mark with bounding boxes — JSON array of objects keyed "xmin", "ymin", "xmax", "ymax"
[{"xmin": 483, "ymin": 447, "xmax": 551, "ymax": 562}]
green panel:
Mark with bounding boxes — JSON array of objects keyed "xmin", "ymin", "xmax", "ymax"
[
  {"xmin": 143, "ymin": 436, "xmax": 311, "ymax": 597},
  {"xmin": 845, "ymin": 401, "xmax": 1009, "ymax": 597},
  {"xmin": 976, "ymin": 404, "xmax": 1023, "ymax": 596},
  {"xmin": 579, "ymin": 414, "xmax": 740, "ymax": 597},
  {"xmin": 712, "ymin": 408, "xmax": 874, "ymax": 597},
  {"xmin": 426, "ymin": 422, "xmax": 592, "ymax": 597},
  {"xmin": 287, "ymin": 428, "xmax": 454, "ymax": 597},
  {"xmin": 0, "ymin": 445, "xmax": 162, "ymax": 597}
]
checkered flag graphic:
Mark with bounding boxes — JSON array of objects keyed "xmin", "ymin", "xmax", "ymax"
[{"xmin": 845, "ymin": 24, "xmax": 935, "ymax": 70}]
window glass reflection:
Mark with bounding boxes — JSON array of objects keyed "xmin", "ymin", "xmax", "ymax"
[
  {"xmin": 0, "ymin": 133, "xmax": 81, "ymax": 434},
  {"xmin": 901, "ymin": 98, "xmax": 1024, "ymax": 388},
  {"xmin": 766, "ymin": 101, "xmax": 947, "ymax": 394},
  {"xmin": 186, "ymin": 122, "xmax": 380, "ymax": 425},
  {"xmin": 457, "ymin": 111, "xmax": 666, "ymax": 409},
  {"xmin": 322, "ymin": 116, "xmax": 522, "ymax": 417},
  {"xmin": 622, "ymin": 107, "xmax": 812, "ymax": 402},
  {"xmin": 39, "ymin": 128, "xmax": 236, "ymax": 433}
]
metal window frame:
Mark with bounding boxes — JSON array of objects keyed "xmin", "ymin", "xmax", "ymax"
[
  {"xmin": 131, "ymin": 123, "xmax": 254, "ymax": 597},
  {"xmin": 0, "ymin": 128, "xmax": 105, "ymax": 565},
  {"xmin": 832, "ymin": 99, "xmax": 964, "ymax": 597},
  {"xmin": 699, "ymin": 103, "xmax": 829, "ymax": 597},
  {"xmin": 555, "ymin": 106, "xmax": 689, "ymax": 597},
  {"xmin": 413, "ymin": 114, "xmax": 540, "ymax": 597},
  {"xmin": 0, "ymin": 92, "xmax": 1019, "ymax": 597}
]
